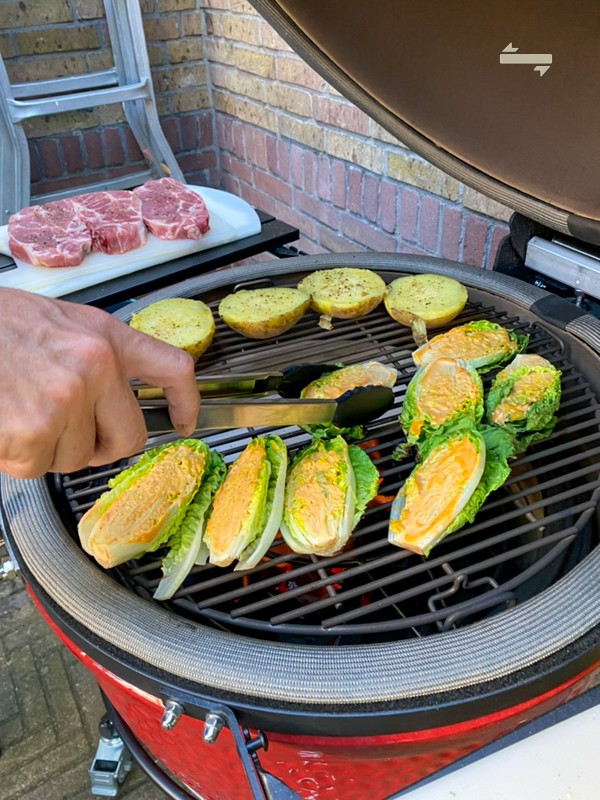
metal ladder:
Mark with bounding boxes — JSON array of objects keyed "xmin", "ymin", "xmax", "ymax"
[{"xmin": 0, "ymin": 0, "xmax": 184, "ymax": 224}]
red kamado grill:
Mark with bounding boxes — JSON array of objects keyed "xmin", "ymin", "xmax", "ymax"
[{"xmin": 2, "ymin": 2, "xmax": 600, "ymax": 800}]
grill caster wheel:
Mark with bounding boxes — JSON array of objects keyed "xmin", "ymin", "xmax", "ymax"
[{"xmin": 89, "ymin": 713, "xmax": 133, "ymax": 797}]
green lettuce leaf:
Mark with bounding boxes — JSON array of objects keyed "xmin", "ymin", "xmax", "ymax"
[
  {"xmin": 348, "ymin": 444, "xmax": 380, "ymax": 527},
  {"xmin": 154, "ymin": 450, "xmax": 226, "ymax": 600},
  {"xmin": 400, "ymin": 358, "xmax": 484, "ymax": 445},
  {"xmin": 485, "ymin": 358, "xmax": 561, "ymax": 451}
]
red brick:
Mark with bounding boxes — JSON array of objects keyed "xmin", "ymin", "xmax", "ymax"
[
  {"xmin": 313, "ymin": 97, "xmax": 369, "ymax": 135},
  {"xmin": 221, "ymin": 153, "xmax": 253, "ymax": 183},
  {"xmin": 319, "ymin": 226, "xmax": 365, "ymax": 254},
  {"xmin": 317, "ymin": 155, "xmax": 331, "ymax": 202},
  {"xmin": 253, "ymin": 129, "xmax": 268, "ymax": 169},
  {"xmin": 399, "ymin": 188, "xmax": 419, "ymax": 242},
  {"xmin": 31, "ymin": 174, "xmax": 98, "ymax": 197},
  {"xmin": 103, "ymin": 129, "xmax": 124, "ymax": 166},
  {"xmin": 303, "ymin": 149, "xmax": 317, "ymax": 193},
  {"xmin": 38, "ymin": 139, "xmax": 62, "ymax": 178},
  {"xmin": 221, "ymin": 172, "xmax": 240, "ymax": 196},
  {"xmin": 198, "ymin": 113, "xmax": 213, "ymax": 148},
  {"xmin": 123, "ymin": 129, "xmax": 143, "ymax": 162},
  {"xmin": 232, "ymin": 121, "xmax": 245, "ymax": 159},
  {"xmin": 341, "ymin": 215, "xmax": 397, "ymax": 252},
  {"xmin": 266, "ymin": 134, "xmax": 278, "ymax": 174},
  {"xmin": 60, "ymin": 135, "xmax": 83, "ymax": 173},
  {"xmin": 290, "ymin": 143, "xmax": 303, "ymax": 188},
  {"xmin": 331, "ymin": 160, "xmax": 346, "ymax": 208},
  {"xmin": 295, "ymin": 191, "xmax": 339, "ymax": 229},
  {"xmin": 179, "ymin": 116, "xmax": 198, "ymax": 150},
  {"xmin": 269, "ymin": 203, "xmax": 317, "ymax": 242},
  {"xmin": 379, "ymin": 180, "xmax": 397, "ymax": 233},
  {"xmin": 243, "ymin": 126, "xmax": 255, "ymax": 165},
  {"xmin": 462, "ymin": 215, "xmax": 489, "ymax": 267},
  {"xmin": 347, "ymin": 167, "xmax": 362, "ymax": 215},
  {"xmin": 254, "ymin": 171, "xmax": 293, "ymax": 205},
  {"xmin": 487, "ymin": 223, "xmax": 509, "ymax": 269},
  {"xmin": 276, "ymin": 139, "xmax": 290, "ymax": 181},
  {"xmin": 362, "ymin": 173, "xmax": 379, "ymax": 223},
  {"xmin": 161, "ymin": 118, "xmax": 180, "ymax": 154},
  {"xmin": 399, "ymin": 243, "xmax": 428, "ymax": 256},
  {"xmin": 28, "ymin": 142, "xmax": 41, "ymax": 183},
  {"xmin": 419, "ymin": 195, "xmax": 440, "ymax": 253},
  {"xmin": 440, "ymin": 206, "xmax": 462, "ymax": 261},
  {"xmin": 178, "ymin": 151, "xmax": 217, "ymax": 174},
  {"xmin": 217, "ymin": 116, "xmax": 232, "ymax": 151}
]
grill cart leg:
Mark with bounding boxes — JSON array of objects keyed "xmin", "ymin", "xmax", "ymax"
[{"xmin": 89, "ymin": 714, "xmax": 132, "ymax": 797}]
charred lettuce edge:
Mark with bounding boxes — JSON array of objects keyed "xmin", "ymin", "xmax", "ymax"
[
  {"xmin": 400, "ymin": 358, "xmax": 484, "ymax": 445},
  {"xmin": 234, "ymin": 435, "xmax": 288, "ymax": 571},
  {"xmin": 154, "ymin": 449, "xmax": 226, "ymax": 600},
  {"xmin": 485, "ymin": 363, "xmax": 561, "ymax": 449}
]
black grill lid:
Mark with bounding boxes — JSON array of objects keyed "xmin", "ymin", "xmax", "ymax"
[{"xmin": 250, "ymin": 0, "xmax": 600, "ymax": 245}]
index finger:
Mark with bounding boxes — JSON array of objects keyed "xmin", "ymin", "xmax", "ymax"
[{"xmin": 116, "ymin": 323, "xmax": 200, "ymax": 436}]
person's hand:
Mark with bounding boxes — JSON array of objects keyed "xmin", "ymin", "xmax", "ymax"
[{"xmin": 0, "ymin": 288, "xmax": 200, "ymax": 479}]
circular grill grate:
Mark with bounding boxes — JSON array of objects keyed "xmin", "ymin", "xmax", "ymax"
[{"xmin": 56, "ymin": 281, "xmax": 600, "ymax": 645}]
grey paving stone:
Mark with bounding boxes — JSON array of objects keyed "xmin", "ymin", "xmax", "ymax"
[{"xmin": 0, "ymin": 577, "xmax": 170, "ymax": 799}]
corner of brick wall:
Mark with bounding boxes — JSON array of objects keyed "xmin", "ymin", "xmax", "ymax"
[{"xmin": 204, "ymin": 1, "xmax": 511, "ymax": 270}]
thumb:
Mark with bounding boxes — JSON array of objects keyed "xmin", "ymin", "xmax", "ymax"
[{"xmin": 115, "ymin": 321, "xmax": 200, "ymax": 436}]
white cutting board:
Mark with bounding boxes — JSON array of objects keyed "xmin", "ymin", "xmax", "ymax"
[{"xmin": 0, "ymin": 186, "xmax": 261, "ymax": 298}]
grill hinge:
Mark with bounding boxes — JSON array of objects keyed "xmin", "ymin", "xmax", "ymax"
[{"xmin": 160, "ymin": 691, "xmax": 303, "ymax": 800}]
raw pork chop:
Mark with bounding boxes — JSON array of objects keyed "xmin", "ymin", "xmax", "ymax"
[
  {"xmin": 73, "ymin": 190, "xmax": 147, "ymax": 255},
  {"xmin": 133, "ymin": 177, "xmax": 210, "ymax": 240},
  {"xmin": 8, "ymin": 199, "xmax": 92, "ymax": 267}
]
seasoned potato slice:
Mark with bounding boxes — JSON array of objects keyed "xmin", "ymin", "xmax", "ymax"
[
  {"xmin": 297, "ymin": 268, "xmax": 386, "ymax": 328},
  {"xmin": 385, "ymin": 274, "xmax": 467, "ymax": 344},
  {"xmin": 130, "ymin": 297, "xmax": 215, "ymax": 362},
  {"xmin": 385, "ymin": 274, "xmax": 468, "ymax": 328},
  {"xmin": 218, "ymin": 287, "xmax": 310, "ymax": 339}
]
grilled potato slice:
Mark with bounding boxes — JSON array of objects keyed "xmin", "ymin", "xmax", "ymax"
[
  {"xmin": 218, "ymin": 287, "xmax": 310, "ymax": 339},
  {"xmin": 385, "ymin": 274, "xmax": 468, "ymax": 344},
  {"xmin": 297, "ymin": 267, "xmax": 386, "ymax": 328},
  {"xmin": 130, "ymin": 297, "xmax": 215, "ymax": 362}
]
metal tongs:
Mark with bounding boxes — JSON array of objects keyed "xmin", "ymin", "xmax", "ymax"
[{"xmin": 135, "ymin": 363, "xmax": 395, "ymax": 434}]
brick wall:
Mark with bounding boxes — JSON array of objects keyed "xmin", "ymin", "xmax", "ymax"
[
  {"xmin": 0, "ymin": 0, "xmax": 218, "ymax": 196},
  {"xmin": 0, "ymin": 0, "xmax": 511, "ymax": 268}
]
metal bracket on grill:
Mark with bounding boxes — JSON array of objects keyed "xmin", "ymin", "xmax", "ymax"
[{"xmin": 160, "ymin": 691, "xmax": 303, "ymax": 800}]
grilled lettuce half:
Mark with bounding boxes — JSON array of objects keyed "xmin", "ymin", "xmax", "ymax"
[
  {"xmin": 389, "ymin": 419, "xmax": 516, "ymax": 556},
  {"xmin": 400, "ymin": 356, "xmax": 484, "ymax": 445},
  {"xmin": 413, "ymin": 320, "xmax": 529, "ymax": 373},
  {"xmin": 281, "ymin": 436, "xmax": 379, "ymax": 556},
  {"xmin": 300, "ymin": 360, "xmax": 397, "ymax": 441},
  {"xmin": 203, "ymin": 435, "xmax": 288, "ymax": 570},
  {"xmin": 485, "ymin": 354, "xmax": 562, "ymax": 450},
  {"xmin": 78, "ymin": 439, "xmax": 212, "ymax": 570}
]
